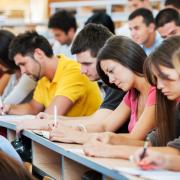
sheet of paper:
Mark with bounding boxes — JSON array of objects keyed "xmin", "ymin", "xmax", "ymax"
[
  {"xmin": 68, "ymin": 148, "xmax": 84, "ymax": 155},
  {"xmin": 114, "ymin": 167, "xmax": 180, "ymax": 180},
  {"xmin": 32, "ymin": 130, "xmax": 50, "ymax": 139},
  {"xmin": 0, "ymin": 115, "xmax": 35, "ymax": 122}
]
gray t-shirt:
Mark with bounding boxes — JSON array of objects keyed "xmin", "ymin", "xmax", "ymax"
[{"xmin": 167, "ymin": 136, "xmax": 180, "ymax": 150}]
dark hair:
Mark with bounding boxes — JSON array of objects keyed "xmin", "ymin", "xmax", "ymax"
[
  {"xmin": 97, "ymin": 35, "xmax": 147, "ymax": 89},
  {"xmin": 9, "ymin": 31, "xmax": 53, "ymax": 61},
  {"xmin": 165, "ymin": 0, "xmax": 180, "ymax": 9},
  {"xmin": 155, "ymin": 8, "xmax": 180, "ymax": 29},
  {"xmin": 85, "ymin": 12, "xmax": 115, "ymax": 34},
  {"xmin": 128, "ymin": 8, "xmax": 155, "ymax": 26},
  {"xmin": 0, "ymin": 30, "xmax": 19, "ymax": 71},
  {"xmin": 71, "ymin": 23, "xmax": 113, "ymax": 57},
  {"xmin": 144, "ymin": 36, "xmax": 180, "ymax": 145},
  {"xmin": 48, "ymin": 10, "xmax": 77, "ymax": 33},
  {"xmin": 0, "ymin": 151, "xmax": 36, "ymax": 180}
]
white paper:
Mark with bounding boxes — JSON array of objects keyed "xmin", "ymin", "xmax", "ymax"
[
  {"xmin": 114, "ymin": 167, "xmax": 180, "ymax": 180},
  {"xmin": 32, "ymin": 130, "xmax": 50, "ymax": 139},
  {"xmin": 68, "ymin": 148, "xmax": 84, "ymax": 155},
  {"xmin": 0, "ymin": 115, "xmax": 35, "ymax": 121}
]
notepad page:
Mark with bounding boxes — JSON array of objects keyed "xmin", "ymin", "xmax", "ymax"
[
  {"xmin": 114, "ymin": 167, "xmax": 180, "ymax": 180},
  {"xmin": 0, "ymin": 115, "xmax": 35, "ymax": 121}
]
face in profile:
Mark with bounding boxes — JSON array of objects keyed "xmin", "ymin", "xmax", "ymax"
[
  {"xmin": 51, "ymin": 28, "xmax": 73, "ymax": 46},
  {"xmin": 77, "ymin": 50, "xmax": 99, "ymax": 81},
  {"xmin": 157, "ymin": 21, "xmax": 180, "ymax": 39},
  {"xmin": 100, "ymin": 59, "xmax": 135, "ymax": 91},
  {"xmin": 14, "ymin": 54, "xmax": 43, "ymax": 81},
  {"xmin": 153, "ymin": 65, "xmax": 180, "ymax": 100}
]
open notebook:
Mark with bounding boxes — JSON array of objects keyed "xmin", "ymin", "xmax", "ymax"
[
  {"xmin": 0, "ymin": 115, "xmax": 35, "ymax": 121},
  {"xmin": 32, "ymin": 130, "xmax": 50, "ymax": 139},
  {"xmin": 114, "ymin": 167, "xmax": 180, "ymax": 180}
]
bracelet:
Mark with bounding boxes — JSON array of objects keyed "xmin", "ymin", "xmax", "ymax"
[{"xmin": 76, "ymin": 124, "xmax": 87, "ymax": 132}]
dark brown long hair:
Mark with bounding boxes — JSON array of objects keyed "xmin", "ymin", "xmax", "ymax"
[
  {"xmin": 0, "ymin": 151, "xmax": 36, "ymax": 180},
  {"xmin": 144, "ymin": 36, "xmax": 180, "ymax": 146}
]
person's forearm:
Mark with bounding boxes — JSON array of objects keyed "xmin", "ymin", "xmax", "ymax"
[
  {"xmin": 165, "ymin": 155, "xmax": 180, "ymax": 171},
  {"xmin": 149, "ymin": 146, "xmax": 180, "ymax": 155},
  {"xmin": 110, "ymin": 134, "xmax": 144, "ymax": 146},
  {"xmin": 9, "ymin": 103, "xmax": 39, "ymax": 115}
]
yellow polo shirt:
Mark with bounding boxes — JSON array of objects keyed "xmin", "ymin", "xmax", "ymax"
[{"xmin": 33, "ymin": 54, "xmax": 102, "ymax": 116}]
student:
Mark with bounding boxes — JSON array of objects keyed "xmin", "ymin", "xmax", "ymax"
[
  {"xmin": 155, "ymin": 8, "xmax": 180, "ymax": 39},
  {"xmin": 48, "ymin": 10, "xmax": 77, "ymax": 58},
  {"xmin": 0, "ymin": 151, "xmax": 36, "ymax": 180},
  {"xmin": 83, "ymin": 36, "xmax": 180, "ymax": 159},
  {"xmin": 48, "ymin": 36, "xmax": 156, "ymax": 146},
  {"xmin": 0, "ymin": 31, "xmax": 102, "ymax": 116},
  {"xmin": 85, "ymin": 12, "xmax": 115, "ymax": 34},
  {"xmin": 0, "ymin": 30, "xmax": 36, "ymax": 104},
  {"xmin": 116, "ymin": 0, "xmax": 152, "ymax": 37},
  {"xmin": 133, "ymin": 45, "xmax": 180, "ymax": 172},
  {"xmin": 16, "ymin": 24, "xmax": 127, "ymax": 134},
  {"xmin": 128, "ymin": 8, "xmax": 162, "ymax": 55},
  {"xmin": 165, "ymin": 0, "xmax": 180, "ymax": 13}
]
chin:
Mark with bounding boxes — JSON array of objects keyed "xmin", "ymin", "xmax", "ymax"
[{"xmin": 166, "ymin": 95, "xmax": 176, "ymax": 101}]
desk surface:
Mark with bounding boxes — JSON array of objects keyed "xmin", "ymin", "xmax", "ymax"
[{"xmin": 0, "ymin": 116, "xmax": 141, "ymax": 180}]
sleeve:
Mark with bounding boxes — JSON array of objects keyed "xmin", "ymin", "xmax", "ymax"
[
  {"xmin": 146, "ymin": 87, "xmax": 156, "ymax": 106},
  {"xmin": 100, "ymin": 87, "xmax": 125, "ymax": 110},
  {"xmin": 167, "ymin": 137, "xmax": 180, "ymax": 150},
  {"xmin": 55, "ymin": 68, "xmax": 86, "ymax": 103},
  {"xmin": 3, "ymin": 74, "xmax": 37, "ymax": 104},
  {"xmin": 0, "ymin": 135, "xmax": 23, "ymax": 164},
  {"xmin": 123, "ymin": 91, "xmax": 131, "ymax": 107}
]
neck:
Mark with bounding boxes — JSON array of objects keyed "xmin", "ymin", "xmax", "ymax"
[
  {"xmin": 144, "ymin": 32, "xmax": 156, "ymax": 48},
  {"xmin": 44, "ymin": 56, "xmax": 59, "ymax": 81},
  {"xmin": 133, "ymin": 75, "xmax": 151, "ymax": 96}
]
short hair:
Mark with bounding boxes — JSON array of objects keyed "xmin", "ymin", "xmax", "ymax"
[
  {"xmin": 71, "ymin": 23, "xmax": 113, "ymax": 58},
  {"xmin": 85, "ymin": 12, "xmax": 115, "ymax": 34},
  {"xmin": 128, "ymin": 8, "xmax": 155, "ymax": 26},
  {"xmin": 48, "ymin": 10, "xmax": 77, "ymax": 33},
  {"xmin": 165, "ymin": 0, "xmax": 180, "ymax": 10},
  {"xmin": 9, "ymin": 31, "xmax": 53, "ymax": 61},
  {"xmin": 0, "ymin": 30, "xmax": 18, "ymax": 70},
  {"xmin": 155, "ymin": 8, "xmax": 180, "ymax": 28}
]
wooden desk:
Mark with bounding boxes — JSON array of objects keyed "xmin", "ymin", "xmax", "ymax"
[{"xmin": 0, "ymin": 117, "xmax": 141, "ymax": 180}]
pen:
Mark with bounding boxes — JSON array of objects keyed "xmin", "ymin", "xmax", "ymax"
[
  {"xmin": 140, "ymin": 137, "xmax": 150, "ymax": 160},
  {"xmin": 0, "ymin": 96, "xmax": 4, "ymax": 115},
  {"xmin": 54, "ymin": 105, "xmax": 57, "ymax": 128}
]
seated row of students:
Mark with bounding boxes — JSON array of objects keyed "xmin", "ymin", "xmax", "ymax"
[{"xmin": 3, "ymin": 24, "xmax": 180, "ymax": 171}]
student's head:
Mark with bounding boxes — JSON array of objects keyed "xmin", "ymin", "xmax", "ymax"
[
  {"xmin": 0, "ymin": 30, "xmax": 18, "ymax": 73},
  {"xmin": 145, "ymin": 36, "xmax": 180, "ymax": 100},
  {"xmin": 128, "ymin": 8, "xmax": 155, "ymax": 45},
  {"xmin": 71, "ymin": 24, "xmax": 112, "ymax": 81},
  {"xmin": 165, "ymin": 0, "xmax": 180, "ymax": 12},
  {"xmin": 85, "ymin": 12, "xmax": 115, "ymax": 34},
  {"xmin": 144, "ymin": 36, "xmax": 180, "ymax": 146},
  {"xmin": 48, "ymin": 10, "xmax": 77, "ymax": 45},
  {"xmin": 0, "ymin": 151, "xmax": 36, "ymax": 180},
  {"xmin": 173, "ymin": 48, "xmax": 180, "ymax": 74},
  {"xmin": 127, "ymin": 0, "xmax": 150, "ymax": 12},
  {"xmin": 155, "ymin": 8, "xmax": 180, "ymax": 39},
  {"xmin": 9, "ymin": 31, "xmax": 53, "ymax": 81},
  {"xmin": 97, "ymin": 36, "xmax": 147, "ymax": 91}
]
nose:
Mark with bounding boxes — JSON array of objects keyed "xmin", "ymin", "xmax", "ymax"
[
  {"xmin": 81, "ymin": 65, "xmax": 88, "ymax": 74},
  {"xmin": 20, "ymin": 66, "xmax": 26, "ymax": 74},
  {"xmin": 157, "ymin": 78, "xmax": 165, "ymax": 90},
  {"xmin": 108, "ymin": 74, "xmax": 115, "ymax": 84}
]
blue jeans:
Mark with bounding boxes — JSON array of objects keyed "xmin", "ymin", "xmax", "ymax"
[{"xmin": 0, "ymin": 135, "xmax": 22, "ymax": 164}]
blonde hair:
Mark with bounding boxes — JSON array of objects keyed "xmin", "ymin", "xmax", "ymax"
[{"xmin": 173, "ymin": 48, "xmax": 180, "ymax": 74}]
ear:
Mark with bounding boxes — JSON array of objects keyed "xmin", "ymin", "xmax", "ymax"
[
  {"xmin": 148, "ymin": 23, "xmax": 155, "ymax": 33},
  {"xmin": 34, "ymin": 48, "xmax": 45, "ymax": 60},
  {"xmin": 67, "ymin": 27, "xmax": 75, "ymax": 36}
]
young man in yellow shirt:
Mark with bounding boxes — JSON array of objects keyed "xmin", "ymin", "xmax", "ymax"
[{"xmin": 0, "ymin": 31, "xmax": 102, "ymax": 116}]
